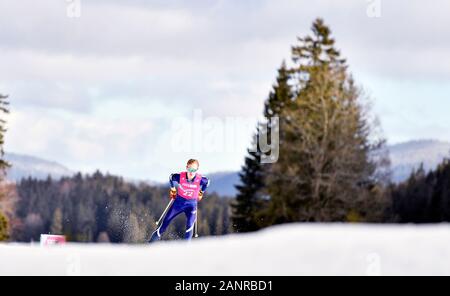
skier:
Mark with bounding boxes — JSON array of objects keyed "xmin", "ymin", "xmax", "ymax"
[{"xmin": 149, "ymin": 159, "xmax": 210, "ymax": 242}]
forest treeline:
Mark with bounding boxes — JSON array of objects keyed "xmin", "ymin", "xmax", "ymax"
[{"xmin": 11, "ymin": 171, "xmax": 231, "ymax": 242}]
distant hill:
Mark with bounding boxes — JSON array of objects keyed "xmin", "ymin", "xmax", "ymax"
[
  {"xmin": 4, "ymin": 153, "xmax": 73, "ymax": 182},
  {"xmin": 206, "ymin": 171, "xmax": 241, "ymax": 197},
  {"xmin": 389, "ymin": 140, "xmax": 450, "ymax": 182}
]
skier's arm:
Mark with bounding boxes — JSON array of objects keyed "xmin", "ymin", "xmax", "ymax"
[
  {"xmin": 169, "ymin": 173, "xmax": 181, "ymax": 188},
  {"xmin": 169, "ymin": 173, "xmax": 180, "ymax": 199},
  {"xmin": 200, "ymin": 176, "xmax": 210, "ymax": 192}
]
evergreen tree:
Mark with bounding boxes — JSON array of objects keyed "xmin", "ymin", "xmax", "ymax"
[
  {"xmin": 0, "ymin": 94, "xmax": 10, "ymax": 241},
  {"xmin": 263, "ymin": 19, "xmax": 386, "ymax": 223},
  {"xmin": 263, "ymin": 61, "xmax": 293, "ymax": 119},
  {"xmin": 231, "ymin": 140, "xmax": 265, "ymax": 232},
  {"xmin": 431, "ymin": 160, "xmax": 450, "ymax": 221},
  {"xmin": 232, "ymin": 63, "xmax": 292, "ymax": 232},
  {"xmin": 259, "ymin": 64, "xmax": 297, "ymax": 225},
  {"xmin": 391, "ymin": 159, "xmax": 450, "ymax": 223}
]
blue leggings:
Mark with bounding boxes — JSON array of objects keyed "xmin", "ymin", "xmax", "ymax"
[{"xmin": 149, "ymin": 196, "xmax": 197, "ymax": 242}]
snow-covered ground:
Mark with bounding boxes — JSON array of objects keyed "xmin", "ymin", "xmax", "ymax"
[{"xmin": 1, "ymin": 223, "xmax": 450, "ymax": 276}]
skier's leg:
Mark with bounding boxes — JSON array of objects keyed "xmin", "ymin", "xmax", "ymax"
[
  {"xmin": 184, "ymin": 203, "xmax": 197, "ymax": 240},
  {"xmin": 149, "ymin": 200, "xmax": 182, "ymax": 242}
]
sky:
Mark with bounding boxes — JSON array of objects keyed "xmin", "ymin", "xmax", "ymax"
[{"xmin": 0, "ymin": 0, "xmax": 449, "ymax": 182}]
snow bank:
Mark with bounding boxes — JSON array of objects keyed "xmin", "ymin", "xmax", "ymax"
[{"xmin": 1, "ymin": 223, "xmax": 450, "ymax": 276}]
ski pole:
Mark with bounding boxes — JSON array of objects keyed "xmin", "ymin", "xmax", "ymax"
[
  {"xmin": 194, "ymin": 207, "xmax": 199, "ymax": 238},
  {"xmin": 156, "ymin": 199, "xmax": 174, "ymax": 226}
]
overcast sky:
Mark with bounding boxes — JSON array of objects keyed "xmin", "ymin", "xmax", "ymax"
[{"xmin": 1, "ymin": 0, "xmax": 449, "ymax": 182}]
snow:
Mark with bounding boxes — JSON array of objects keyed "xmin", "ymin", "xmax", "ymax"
[{"xmin": 1, "ymin": 223, "xmax": 450, "ymax": 276}]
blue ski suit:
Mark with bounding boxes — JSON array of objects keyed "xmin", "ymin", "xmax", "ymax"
[{"xmin": 149, "ymin": 173, "xmax": 210, "ymax": 242}]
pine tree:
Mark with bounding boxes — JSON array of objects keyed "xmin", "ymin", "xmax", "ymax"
[
  {"xmin": 259, "ymin": 64, "xmax": 299, "ymax": 225},
  {"xmin": 263, "ymin": 19, "xmax": 386, "ymax": 223},
  {"xmin": 0, "ymin": 94, "xmax": 10, "ymax": 241},
  {"xmin": 434, "ymin": 160, "xmax": 450, "ymax": 221},
  {"xmin": 232, "ymin": 63, "xmax": 293, "ymax": 232},
  {"xmin": 231, "ymin": 140, "xmax": 265, "ymax": 232},
  {"xmin": 263, "ymin": 61, "xmax": 293, "ymax": 119},
  {"xmin": 391, "ymin": 159, "xmax": 450, "ymax": 223}
]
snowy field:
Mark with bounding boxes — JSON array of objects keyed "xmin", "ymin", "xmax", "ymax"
[{"xmin": 1, "ymin": 223, "xmax": 450, "ymax": 276}]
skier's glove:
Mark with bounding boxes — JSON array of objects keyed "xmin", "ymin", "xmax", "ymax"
[
  {"xmin": 169, "ymin": 187, "xmax": 177, "ymax": 199},
  {"xmin": 198, "ymin": 190, "xmax": 204, "ymax": 201}
]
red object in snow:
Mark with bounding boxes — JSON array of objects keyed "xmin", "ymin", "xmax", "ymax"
[{"xmin": 40, "ymin": 234, "xmax": 66, "ymax": 246}]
